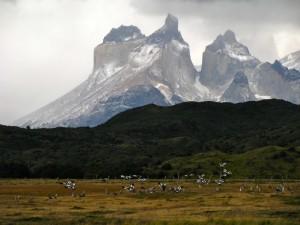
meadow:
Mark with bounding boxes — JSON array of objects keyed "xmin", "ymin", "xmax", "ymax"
[{"xmin": 0, "ymin": 179, "xmax": 299, "ymax": 225}]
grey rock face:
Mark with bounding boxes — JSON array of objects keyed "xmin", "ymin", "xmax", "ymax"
[
  {"xmin": 221, "ymin": 72, "xmax": 256, "ymax": 103},
  {"xmin": 200, "ymin": 30, "xmax": 260, "ymax": 96},
  {"xmin": 280, "ymin": 50, "xmax": 300, "ymax": 72},
  {"xmin": 271, "ymin": 61, "xmax": 300, "ymax": 103},
  {"xmin": 272, "ymin": 60, "xmax": 300, "ymax": 81},
  {"xmin": 250, "ymin": 61, "xmax": 300, "ymax": 103},
  {"xmin": 103, "ymin": 25, "xmax": 145, "ymax": 43}
]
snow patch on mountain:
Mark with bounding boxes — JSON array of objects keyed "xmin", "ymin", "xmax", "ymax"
[
  {"xmin": 255, "ymin": 94, "xmax": 272, "ymax": 100},
  {"xmin": 171, "ymin": 40, "xmax": 189, "ymax": 51},
  {"xmin": 155, "ymin": 83, "xmax": 173, "ymax": 103},
  {"xmin": 194, "ymin": 78, "xmax": 210, "ymax": 97},
  {"xmin": 280, "ymin": 50, "xmax": 300, "ymax": 72},
  {"xmin": 224, "ymin": 43, "xmax": 256, "ymax": 61},
  {"xmin": 130, "ymin": 44, "xmax": 161, "ymax": 68}
]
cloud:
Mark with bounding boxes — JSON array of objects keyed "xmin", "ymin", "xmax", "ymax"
[
  {"xmin": 130, "ymin": 0, "xmax": 300, "ymax": 26},
  {"xmin": 0, "ymin": 0, "xmax": 135, "ymax": 124},
  {"xmin": 130, "ymin": 0, "xmax": 300, "ymax": 62}
]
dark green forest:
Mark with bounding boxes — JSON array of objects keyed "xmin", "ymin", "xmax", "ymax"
[{"xmin": 1, "ymin": 99, "xmax": 300, "ymax": 179}]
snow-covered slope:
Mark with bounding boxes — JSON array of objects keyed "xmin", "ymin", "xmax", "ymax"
[
  {"xmin": 280, "ymin": 50, "xmax": 300, "ymax": 72},
  {"xmin": 14, "ymin": 14, "xmax": 208, "ymax": 128}
]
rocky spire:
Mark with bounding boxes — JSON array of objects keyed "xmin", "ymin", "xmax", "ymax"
[
  {"xmin": 147, "ymin": 14, "xmax": 186, "ymax": 45},
  {"xmin": 164, "ymin": 13, "xmax": 179, "ymax": 31},
  {"xmin": 222, "ymin": 30, "xmax": 237, "ymax": 43}
]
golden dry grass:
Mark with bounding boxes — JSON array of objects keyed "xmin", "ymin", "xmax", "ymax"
[{"xmin": 0, "ymin": 179, "xmax": 299, "ymax": 225}]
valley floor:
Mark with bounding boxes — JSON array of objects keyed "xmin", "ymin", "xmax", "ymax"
[{"xmin": 0, "ymin": 179, "xmax": 299, "ymax": 225}]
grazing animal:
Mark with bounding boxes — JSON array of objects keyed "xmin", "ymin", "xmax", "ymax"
[
  {"xmin": 214, "ymin": 162, "xmax": 232, "ymax": 190},
  {"xmin": 197, "ymin": 174, "xmax": 209, "ymax": 185},
  {"xmin": 63, "ymin": 180, "xmax": 76, "ymax": 190},
  {"xmin": 239, "ymin": 184, "xmax": 247, "ymax": 192},
  {"xmin": 122, "ymin": 183, "xmax": 136, "ymax": 192},
  {"xmin": 170, "ymin": 185, "xmax": 184, "ymax": 193},
  {"xmin": 255, "ymin": 184, "xmax": 262, "ymax": 193},
  {"xmin": 121, "ymin": 175, "xmax": 132, "ymax": 180},
  {"xmin": 158, "ymin": 182, "xmax": 167, "ymax": 192},
  {"xmin": 215, "ymin": 178, "xmax": 224, "ymax": 186},
  {"xmin": 276, "ymin": 184, "xmax": 285, "ymax": 193}
]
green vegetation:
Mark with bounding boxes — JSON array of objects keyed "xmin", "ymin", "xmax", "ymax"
[
  {"xmin": 151, "ymin": 146, "xmax": 300, "ymax": 179},
  {"xmin": 0, "ymin": 99, "xmax": 300, "ymax": 178}
]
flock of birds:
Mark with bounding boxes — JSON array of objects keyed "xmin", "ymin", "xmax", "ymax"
[
  {"xmin": 9, "ymin": 162, "xmax": 293, "ymax": 205},
  {"xmin": 48, "ymin": 162, "xmax": 289, "ymax": 199}
]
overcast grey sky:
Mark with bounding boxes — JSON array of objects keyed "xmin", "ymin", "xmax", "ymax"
[{"xmin": 0, "ymin": 0, "xmax": 299, "ymax": 125}]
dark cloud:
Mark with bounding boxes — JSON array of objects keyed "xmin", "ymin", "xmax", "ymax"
[
  {"xmin": 130, "ymin": 0, "xmax": 300, "ymax": 64},
  {"xmin": 0, "ymin": 0, "xmax": 16, "ymax": 4},
  {"xmin": 130, "ymin": 0, "xmax": 300, "ymax": 27}
]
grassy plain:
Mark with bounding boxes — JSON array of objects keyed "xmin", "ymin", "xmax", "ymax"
[{"xmin": 0, "ymin": 179, "xmax": 299, "ymax": 225}]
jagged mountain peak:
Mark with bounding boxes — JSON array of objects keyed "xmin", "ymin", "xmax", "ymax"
[
  {"xmin": 207, "ymin": 30, "xmax": 251, "ymax": 58},
  {"xmin": 258, "ymin": 62, "xmax": 272, "ymax": 69},
  {"xmin": 221, "ymin": 30, "xmax": 237, "ymax": 43},
  {"xmin": 272, "ymin": 60, "xmax": 286, "ymax": 74},
  {"xmin": 103, "ymin": 25, "xmax": 145, "ymax": 44},
  {"xmin": 165, "ymin": 13, "xmax": 179, "ymax": 31},
  {"xmin": 200, "ymin": 29, "xmax": 259, "ymax": 92},
  {"xmin": 210, "ymin": 30, "xmax": 237, "ymax": 50},
  {"xmin": 147, "ymin": 14, "xmax": 186, "ymax": 45},
  {"xmin": 221, "ymin": 71, "xmax": 256, "ymax": 103}
]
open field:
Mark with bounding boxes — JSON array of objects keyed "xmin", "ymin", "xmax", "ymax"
[{"xmin": 0, "ymin": 179, "xmax": 299, "ymax": 225}]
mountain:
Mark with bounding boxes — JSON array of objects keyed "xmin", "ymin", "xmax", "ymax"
[
  {"xmin": 250, "ymin": 61, "xmax": 300, "ymax": 103},
  {"xmin": 2, "ymin": 100, "xmax": 300, "ymax": 178},
  {"xmin": 280, "ymin": 50, "xmax": 300, "ymax": 72},
  {"xmin": 200, "ymin": 30, "xmax": 260, "ymax": 98},
  {"xmin": 12, "ymin": 15, "xmax": 300, "ymax": 128},
  {"xmin": 14, "ymin": 14, "xmax": 208, "ymax": 128},
  {"xmin": 220, "ymin": 71, "xmax": 256, "ymax": 103},
  {"xmin": 199, "ymin": 30, "xmax": 300, "ymax": 104}
]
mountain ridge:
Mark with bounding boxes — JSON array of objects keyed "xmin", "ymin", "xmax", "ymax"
[{"xmin": 13, "ymin": 14, "xmax": 300, "ymax": 128}]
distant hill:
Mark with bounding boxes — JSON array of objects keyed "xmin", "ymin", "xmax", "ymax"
[{"xmin": 1, "ymin": 99, "xmax": 300, "ymax": 178}]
